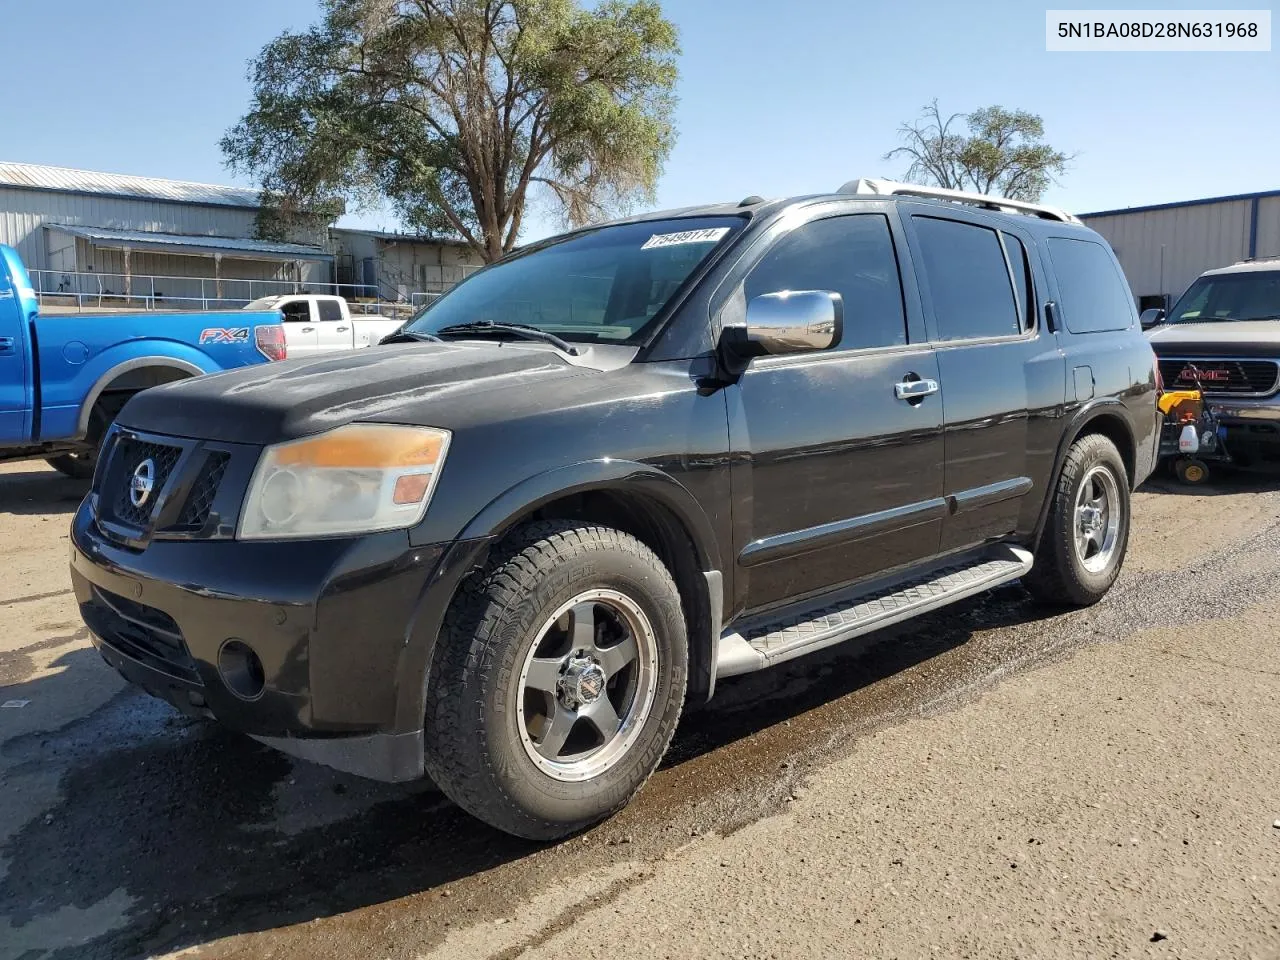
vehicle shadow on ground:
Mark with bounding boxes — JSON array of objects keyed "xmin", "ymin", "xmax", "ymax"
[
  {"xmin": 0, "ymin": 584, "xmax": 1058, "ymax": 959},
  {"xmin": 0, "ymin": 469, "xmax": 89, "ymax": 516},
  {"xmin": 1139, "ymin": 468, "xmax": 1280, "ymax": 497}
]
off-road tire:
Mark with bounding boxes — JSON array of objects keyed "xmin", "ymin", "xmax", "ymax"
[
  {"xmin": 423, "ymin": 520, "xmax": 688, "ymax": 840},
  {"xmin": 45, "ymin": 452, "xmax": 96, "ymax": 480},
  {"xmin": 46, "ymin": 404, "xmax": 111, "ymax": 480},
  {"xmin": 1025, "ymin": 433, "xmax": 1130, "ymax": 607}
]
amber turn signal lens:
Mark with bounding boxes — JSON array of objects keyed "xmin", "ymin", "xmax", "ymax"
[
  {"xmin": 274, "ymin": 424, "xmax": 446, "ymax": 468},
  {"xmin": 393, "ymin": 473, "xmax": 433, "ymax": 505}
]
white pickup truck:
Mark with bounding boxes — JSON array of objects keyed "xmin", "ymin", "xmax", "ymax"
[{"xmin": 243, "ymin": 295, "xmax": 402, "ymax": 357}]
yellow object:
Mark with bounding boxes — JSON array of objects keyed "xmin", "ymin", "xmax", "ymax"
[{"xmin": 1158, "ymin": 389, "xmax": 1202, "ymax": 416}]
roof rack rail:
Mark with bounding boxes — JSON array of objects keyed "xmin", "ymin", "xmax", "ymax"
[{"xmin": 837, "ymin": 178, "xmax": 1081, "ymax": 225}]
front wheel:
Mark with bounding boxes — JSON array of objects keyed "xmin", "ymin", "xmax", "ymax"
[
  {"xmin": 423, "ymin": 520, "xmax": 688, "ymax": 840},
  {"xmin": 1025, "ymin": 433, "xmax": 1130, "ymax": 606}
]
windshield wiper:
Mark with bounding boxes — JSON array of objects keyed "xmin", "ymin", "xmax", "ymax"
[
  {"xmin": 1238, "ymin": 315, "xmax": 1280, "ymax": 322},
  {"xmin": 435, "ymin": 321, "xmax": 579, "ymax": 356},
  {"xmin": 380, "ymin": 329, "xmax": 443, "ymax": 345}
]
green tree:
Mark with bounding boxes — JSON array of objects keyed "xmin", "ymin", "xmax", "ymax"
[
  {"xmin": 885, "ymin": 101, "xmax": 1071, "ymax": 202},
  {"xmin": 222, "ymin": 0, "xmax": 679, "ymax": 262}
]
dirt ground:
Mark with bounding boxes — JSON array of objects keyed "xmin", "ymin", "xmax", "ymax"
[{"xmin": 1, "ymin": 461, "xmax": 1278, "ymax": 960}]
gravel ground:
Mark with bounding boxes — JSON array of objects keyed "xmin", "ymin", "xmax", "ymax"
[{"xmin": 1, "ymin": 461, "xmax": 1278, "ymax": 960}]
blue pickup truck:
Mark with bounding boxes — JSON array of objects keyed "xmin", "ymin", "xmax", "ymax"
[{"xmin": 1, "ymin": 244, "xmax": 286, "ymax": 478}]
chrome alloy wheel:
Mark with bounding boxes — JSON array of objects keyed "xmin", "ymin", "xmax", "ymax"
[
  {"xmin": 1074, "ymin": 464, "xmax": 1122, "ymax": 574},
  {"xmin": 516, "ymin": 589, "xmax": 659, "ymax": 782}
]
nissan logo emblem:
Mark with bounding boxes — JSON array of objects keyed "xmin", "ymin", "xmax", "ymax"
[{"xmin": 130, "ymin": 458, "xmax": 156, "ymax": 508}]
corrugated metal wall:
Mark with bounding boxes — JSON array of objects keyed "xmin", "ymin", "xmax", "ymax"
[
  {"xmin": 329, "ymin": 228, "xmax": 480, "ymax": 295},
  {"xmin": 1255, "ymin": 197, "xmax": 1280, "ymax": 260},
  {"xmin": 1083, "ymin": 200, "xmax": 1255, "ymax": 307},
  {"xmin": 0, "ymin": 186, "xmax": 259, "ymax": 272}
]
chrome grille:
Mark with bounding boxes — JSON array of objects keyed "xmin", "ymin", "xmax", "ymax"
[{"xmin": 1157, "ymin": 357, "xmax": 1279, "ymax": 396}]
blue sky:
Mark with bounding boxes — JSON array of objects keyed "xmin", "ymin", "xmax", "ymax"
[{"xmin": 1, "ymin": 0, "xmax": 1275, "ymax": 241}]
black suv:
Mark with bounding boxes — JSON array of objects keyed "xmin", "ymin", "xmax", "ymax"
[{"xmin": 70, "ymin": 180, "xmax": 1159, "ymax": 839}]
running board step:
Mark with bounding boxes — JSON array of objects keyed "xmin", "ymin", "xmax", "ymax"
[{"xmin": 715, "ymin": 544, "xmax": 1034, "ymax": 679}]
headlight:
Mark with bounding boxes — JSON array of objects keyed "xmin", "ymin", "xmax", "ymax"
[{"xmin": 238, "ymin": 424, "xmax": 450, "ymax": 539}]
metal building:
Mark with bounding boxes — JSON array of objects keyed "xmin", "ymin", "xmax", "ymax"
[
  {"xmin": 1081, "ymin": 190, "xmax": 1280, "ymax": 311},
  {"xmin": 0, "ymin": 162, "xmax": 335, "ymax": 306},
  {"xmin": 0, "ymin": 161, "xmax": 479, "ymax": 310}
]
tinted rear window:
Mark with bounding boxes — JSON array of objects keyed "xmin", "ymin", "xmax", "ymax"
[
  {"xmin": 1047, "ymin": 237, "xmax": 1135, "ymax": 334},
  {"xmin": 912, "ymin": 217, "xmax": 1021, "ymax": 341}
]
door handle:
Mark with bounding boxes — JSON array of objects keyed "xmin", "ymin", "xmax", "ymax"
[
  {"xmin": 895, "ymin": 378, "xmax": 939, "ymax": 400},
  {"xmin": 336, "ymin": 326, "xmax": 349, "ymax": 332},
  {"xmin": 0, "ymin": 336, "xmax": 14, "ymax": 355},
  {"xmin": 301, "ymin": 326, "xmax": 314, "ymax": 333}
]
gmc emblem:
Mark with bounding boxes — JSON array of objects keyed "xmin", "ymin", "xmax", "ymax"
[{"xmin": 1179, "ymin": 365, "xmax": 1231, "ymax": 383}]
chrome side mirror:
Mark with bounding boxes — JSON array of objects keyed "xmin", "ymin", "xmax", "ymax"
[
  {"xmin": 730, "ymin": 290, "xmax": 843, "ymax": 357},
  {"xmin": 1140, "ymin": 307, "xmax": 1166, "ymax": 330}
]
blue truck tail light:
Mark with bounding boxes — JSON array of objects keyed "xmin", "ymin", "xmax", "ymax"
[{"xmin": 255, "ymin": 324, "xmax": 287, "ymax": 362}]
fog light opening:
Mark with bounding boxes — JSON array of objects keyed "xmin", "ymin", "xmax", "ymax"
[{"xmin": 218, "ymin": 640, "xmax": 265, "ymax": 701}]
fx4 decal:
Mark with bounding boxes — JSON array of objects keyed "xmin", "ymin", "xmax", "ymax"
[{"xmin": 199, "ymin": 327, "xmax": 251, "ymax": 345}]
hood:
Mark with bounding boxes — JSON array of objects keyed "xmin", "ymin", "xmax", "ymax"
[
  {"xmin": 1148, "ymin": 320, "xmax": 1280, "ymax": 357},
  {"xmin": 119, "ymin": 342, "xmax": 594, "ymax": 444}
]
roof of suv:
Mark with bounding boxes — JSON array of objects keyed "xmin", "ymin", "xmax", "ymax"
[
  {"xmin": 576, "ymin": 184, "xmax": 1085, "ymax": 240},
  {"xmin": 1204, "ymin": 257, "xmax": 1280, "ymax": 276}
]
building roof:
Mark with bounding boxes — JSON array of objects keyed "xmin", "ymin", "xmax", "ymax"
[
  {"xmin": 330, "ymin": 226, "xmax": 471, "ymax": 247},
  {"xmin": 0, "ymin": 161, "xmax": 261, "ymax": 209},
  {"xmin": 49, "ymin": 225, "xmax": 332, "ymax": 261},
  {"xmin": 1081, "ymin": 188, "xmax": 1280, "ymax": 219}
]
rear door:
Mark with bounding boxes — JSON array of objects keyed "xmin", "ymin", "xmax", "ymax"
[
  {"xmin": 314, "ymin": 298, "xmax": 355, "ymax": 351},
  {"xmin": 726, "ymin": 203, "xmax": 946, "ymax": 613},
  {"xmin": 0, "ymin": 251, "xmax": 33, "ymax": 442},
  {"xmin": 901, "ymin": 206, "xmax": 1065, "ymax": 551},
  {"xmin": 280, "ymin": 299, "xmax": 319, "ymax": 357}
]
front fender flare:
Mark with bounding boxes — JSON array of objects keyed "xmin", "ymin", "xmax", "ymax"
[{"xmin": 456, "ymin": 459, "xmax": 724, "ymax": 573}]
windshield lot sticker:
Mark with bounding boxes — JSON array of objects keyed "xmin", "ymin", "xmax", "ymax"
[
  {"xmin": 199, "ymin": 327, "xmax": 250, "ymax": 344},
  {"xmin": 641, "ymin": 227, "xmax": 731, "ymax": 250}
]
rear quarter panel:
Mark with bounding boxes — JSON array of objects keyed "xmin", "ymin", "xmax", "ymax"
[{"xmin": 32, "ymin": 310, "xmax": 277, "ymax": 442}]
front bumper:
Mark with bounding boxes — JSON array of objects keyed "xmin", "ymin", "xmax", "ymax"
[
  {"xmin": 1205, "ymin": 396, "xmax": 1280, "ymax": 464},
  {"xmin": 70, "ymin": 500, "xmax": 493, "ymax": 781}
]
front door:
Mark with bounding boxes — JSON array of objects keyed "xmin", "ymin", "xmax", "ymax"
[
  {"xmin": 902, "ymin": 208, "xmax": 1062, "ymax": 551},
  {"xmin": 727, "ymin": 207, "xmax": 946, "ymax": 613}
]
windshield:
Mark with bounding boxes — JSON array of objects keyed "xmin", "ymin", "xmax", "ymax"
[
  {"xmin": 1168, "ymin": 270, "xmax": 1280, "ymax": 323},
  {"xmin": 244, "ymin": 297, "xmax": 281, "ymax": 311},
  {"xmin": 403, "ymin": 216, "xmax": 743, "ymax": 345}
]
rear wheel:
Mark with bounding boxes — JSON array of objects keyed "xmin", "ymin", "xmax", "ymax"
[
  {"xmin": 423, "ymin": 520, "xmax": 688, "ymax": 840},
  {"xmin": 1026, "ymin": 433, "xmax": 1130, "ymax": 606},
  {"xmin": 45, "ymin": 403, "xmax": 112, "ymax": 480},
  {"xmin": 45, "ymin": 451, "xmax": 97, "ymax": 480}
]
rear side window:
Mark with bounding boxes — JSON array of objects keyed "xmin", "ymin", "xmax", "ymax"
[
  {"xmin": 912, "ymin": 217, "xmax": 1020, "ymax": 341},
  {"xmin": 1047, "ymin": 237, "xmax": 1135, "ymax": 333},
  {"xmin": 745, "ymin": 214, "xmax": 907, "ymax": 351},
  {"xmin": 317, "ymin": 299, "xmax": 343, "ymax": 322}
]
